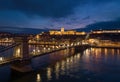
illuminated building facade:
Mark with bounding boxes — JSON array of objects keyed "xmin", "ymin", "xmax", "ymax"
[
  {"xmin": 90, "ymin": 29, "xmax": 120, "ymax": 42},
  {"xmin": 91, "ymin": 29, "xmax": 120, "ymax": 34},
  {"xmin": 49, "ymin": 27, "xmax": 86, "ymax": 35}
]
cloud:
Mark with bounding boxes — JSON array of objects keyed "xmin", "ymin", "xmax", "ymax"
[
  {"xmin": 0, "ymin": 0, "xmax": 83, "ymax": 18},
  {"xmin": 85, "ymin": 19, "xmax": 120, "ymax": 30},
  {"xmin": 0, "ymin": 0, "xmax": 120, "ymax": 30},
  {"xmin": 0, "ymin": 0, "xmax": 118, "ymax": 18}
]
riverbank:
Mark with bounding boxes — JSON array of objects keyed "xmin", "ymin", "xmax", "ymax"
[{"xmin": 91, "ymin": 44, "xmax": 120, "ymax": 48}]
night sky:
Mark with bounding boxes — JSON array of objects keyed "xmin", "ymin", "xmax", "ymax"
[{"xmin": 0, "ymin": 0, "xmax": 120, "ymax": 31}]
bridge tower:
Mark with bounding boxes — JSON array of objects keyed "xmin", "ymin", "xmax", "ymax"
[
  {"xmin": 11, "ymin": 36, "xmax": 33, "ymax": 73},
  {"xmin": 13, "ymin": 36, "xmax": 30, "ymax": 60}
]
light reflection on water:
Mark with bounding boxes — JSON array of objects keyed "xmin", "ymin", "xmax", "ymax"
[
  {"xmin": 0, "ymin": 47, "xmax": 120, "ymax": 82},
  {"xmin": 36, "ymin": 74, "xmax": 41, "ymax": 82},
  {"xmin": 32, "ymin": 51, "xmax": 82, "ymax": 82}
]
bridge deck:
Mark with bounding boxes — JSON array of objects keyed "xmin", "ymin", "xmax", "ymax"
[{"xmin": 0, "ymin": 44, "xmax": 89, "ymax": 66}]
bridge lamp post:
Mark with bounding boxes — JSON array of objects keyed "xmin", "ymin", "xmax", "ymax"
[
  {"xmin": 59, "ymin": 45, "xmax": 61, "ymax": 48},
  {"xmin": 52, "ymin": 46, "xmax": 55, "ymax": 49},
  {"xmin": 71, "ymin": 43, "xmax": 73, "ymax": 46},
  {"xmin": 37, "ymin": 50, "xmax": 40, "ymax": 53},
  {"xmin": 33, "ymin": 49, "xmax": 36, "ymax": 55},
  {"xmin": 56, "ymin": 46, "xmax": 59, "ymax": 49},
  {"xmin": 44, "ymin": 48, "xmax": 46, "ymax": 52},
  {"xmin": 48, "ymin": 48, "xmax": 50, "ymax": 51},
  {"xmin": 77, "ymin": 42, "xmax": 80, "ymax": 45},
  {"xmin": 67, "ymin": 44, "xmax": 69, "ymax": 47}
]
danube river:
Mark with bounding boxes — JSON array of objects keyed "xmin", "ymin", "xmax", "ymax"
[{"xmin": 0, "ymin": 47, "xmax": 120, "ymax": 82}]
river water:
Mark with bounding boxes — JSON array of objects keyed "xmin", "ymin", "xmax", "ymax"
[{"xmin": 0, "ymin": 47, "xmax": 120, "ymax": 82}]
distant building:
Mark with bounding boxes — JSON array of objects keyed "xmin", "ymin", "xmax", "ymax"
[
  {"xmin": 49, "ymin": 27, "xmax": 86, "ymax": 35},
  {"xmin": 90, "ymin": 29, "xmax": 120, "ymax": 42},
  {"xmin": 91, "ymin": 29, "xmax": 120, "ymax": 34},
  {"xmin": 0, "ymin": 32, "xmax": 13, "ymax": 38}
]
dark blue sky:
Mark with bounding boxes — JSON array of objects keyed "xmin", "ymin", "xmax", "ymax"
[{"xmin": 0, "ymin": 0, "xmax": 120, "ymax": 30}]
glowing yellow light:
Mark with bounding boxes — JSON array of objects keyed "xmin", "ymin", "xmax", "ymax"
[
  {"xmin": 37, "ymin": 50, "xmax": 40, "ymax": 52},
  {"xmin": 48, "ymin": 48, "xmax": 51, "ymax": 50},
  {"xmin": 36, "ymin": 74, "xmax": 41, "ymax": 82},
  {"xmin": 16, "ymin": 48, "xmax": 21, "ymax": 57},
  {"xmin": 44, "ymin": 48, "xmax": 46, "ymax": 50},
  {"xmin": 0, "ymin": 57, "xmax": 3, "ymax": 61},
  {"xmin": 33, "ymin": 49, "xmax": 35, "ymax": 52}
]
